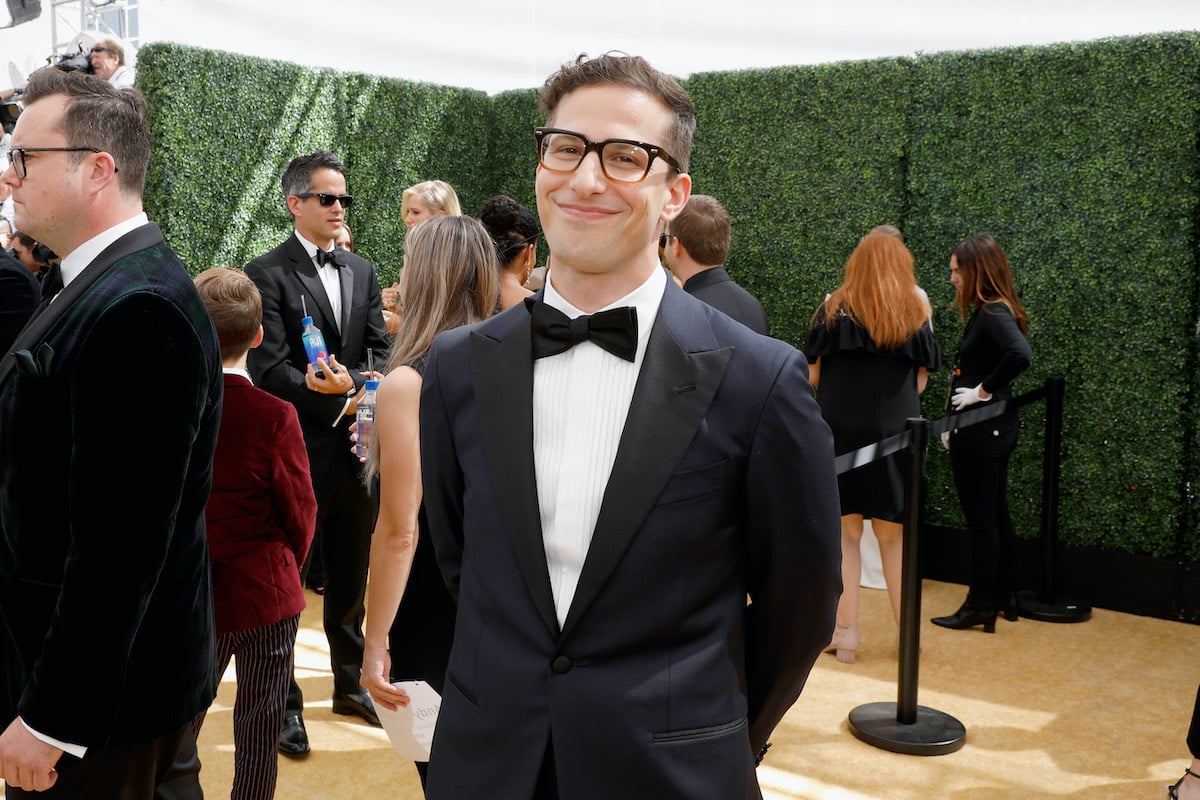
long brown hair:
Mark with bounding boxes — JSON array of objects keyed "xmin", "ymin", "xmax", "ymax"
[
  {"xmin": 364, "ymin": 216, "xmax": 499, "ymax": 481},
  {"xmin": 386, "ymin": 216, "xmax": 500, "ymax": 370},
  {"xmin": 950, "ymin": 234, "xmax": 1029, "ymax": 334},
  {"xmin": 816, "ymin": 231, "xmax": 930, "ymax": 350}
]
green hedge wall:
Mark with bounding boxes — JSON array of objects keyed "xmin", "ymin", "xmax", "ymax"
[
  {"xmin": 136, "ymin": 33, "xmax": 1200, "ymax": 560},
  {"xmin": 905, "ymin": 34, "xmax": 1200, "ymax": 557},
  {"xmin": 139, "ymin": 43, "xmax": 492, "ymax": 288}
]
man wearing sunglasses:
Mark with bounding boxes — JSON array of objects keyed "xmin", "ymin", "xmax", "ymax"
[
  {"xmin": 89, "ymin": 39, "xmax": 135, "ymax": 89},
  {"xmin": 0, "ymin": 69, "xmax": 221, "ymax": 797},
  {"xmin": 244, "ymin": 150, "xmax": 390, "ymax": 758},
  {"xmin": 418, "ymin": 53, "xmax": 841, "ymax": 799}
]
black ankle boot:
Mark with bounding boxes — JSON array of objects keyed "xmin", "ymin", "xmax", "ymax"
[
  {"xmin": 931, "ymin": 600, "xmax": 997, "ymax": 633},
  {"xmin": 999, "ymin": 592, "xmax": 1020, "ymax": 622}
]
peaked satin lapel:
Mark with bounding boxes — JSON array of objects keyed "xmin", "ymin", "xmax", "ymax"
[
  {"xmin": 469, "ymin": 312, "xmax": 559, "ymax": 638},
  {"xmin": 560, "ymin": 292, "xmax": 733, "ymax": 641},
  {"xmin": 0, "ymin": 223, "xmax": 164, "ymax": 387},
  {"xmin": 338, "ymin": 258, "xmax": 355, "ymax": 336}
]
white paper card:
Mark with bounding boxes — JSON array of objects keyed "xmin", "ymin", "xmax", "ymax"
[{"xmin": 374, "ymin": 680, "xmax": 441, "ymax": 762}]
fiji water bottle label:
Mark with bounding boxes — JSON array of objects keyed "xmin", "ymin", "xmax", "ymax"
[{"xmin": 302, "ymin": 331, "xmax": 327, "ymax": 366}]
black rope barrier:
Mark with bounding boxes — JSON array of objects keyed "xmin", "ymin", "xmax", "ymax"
[{"xmin": 839, "ymin": 375, "xmax": 1082, "ymax": 756}]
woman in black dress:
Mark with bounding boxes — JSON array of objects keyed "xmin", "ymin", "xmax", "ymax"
[
  {"xmin": 359, "ymin": 216, "xmax": 499, "ymax": 789},
  {"xmin": 805, "ymin": 229, "xmax": 940, "ymax": 662},
  {"xmin": 931, "ymin": 233, "xmax": 1032, "ymax": 633}
]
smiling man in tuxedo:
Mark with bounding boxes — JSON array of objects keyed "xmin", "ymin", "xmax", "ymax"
[
  {"xmin": 418, "ymin": 53, "xmax": 842, "ymax": 799},
  {"xmin": 245, "ymin": 150, "xmax": 390, "ymax": 757}
]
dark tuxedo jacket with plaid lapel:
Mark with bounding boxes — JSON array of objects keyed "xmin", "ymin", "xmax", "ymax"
[
  {"xmin": 0, "ymin": 222, "xmax": 222, "ymax": 749},
  {"xmin": 420, "ymin": 279, "xmax": 841, "ymax": 800}
]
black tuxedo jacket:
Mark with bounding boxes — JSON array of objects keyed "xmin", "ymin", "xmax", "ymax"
[
  {"xmin": 419, "ymin": 280, "xmax": 841, "ymax": 799},
  {"xmin": 0, "ymin": 223, "xmax": 222, "ymax": 748},
  {"xmin": 245, "ymin": 234, "xmax": 390, "ymax": 476},
  {"xmin": 683, "ymin": 266, "xmax": 770, "ymax": 335}
]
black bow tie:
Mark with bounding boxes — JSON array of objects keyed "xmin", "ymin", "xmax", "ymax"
[
  {"xmin": 316, "ymin": 248, "xmax": 343, "ymax": 268},
  {"xmin": 528, "ymin": 299, "xmax": 638, "ymax": 362}
]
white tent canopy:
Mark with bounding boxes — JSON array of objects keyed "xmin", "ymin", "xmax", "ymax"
[{"xmin": 1, "ymin": 0, "xmax": 1198, "ymax": 94}]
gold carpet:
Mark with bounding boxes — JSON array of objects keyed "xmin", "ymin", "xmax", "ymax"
[{"xmin": 5, "ymin": 579, "xmax": 1193, "ymax": 798}]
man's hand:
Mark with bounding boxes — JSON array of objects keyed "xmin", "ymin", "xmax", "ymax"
[
  {"xmin": 0, "ymin": 718, "xmax": 62, "ymax": 792},
  {"xmin": 305, "ymin": 355, "xmax": 356, "ymax": 395}
]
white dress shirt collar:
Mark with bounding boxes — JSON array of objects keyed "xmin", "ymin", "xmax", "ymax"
[
  {"xmin": 59, "ymin": 212, "xmax": 149, "ymax": 289},
  {"xmin": 295, "ymin": 231, "xmax": 333, "ymax": 264}
]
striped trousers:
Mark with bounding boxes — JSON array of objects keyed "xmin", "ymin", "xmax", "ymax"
[{"xmin": 193, "ymin": 615, "xmax": 299, "ymax": 800}]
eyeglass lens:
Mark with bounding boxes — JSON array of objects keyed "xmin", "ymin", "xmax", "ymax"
[{"xmin": 538, "ymin": 131, "xmax": 655, "ymax": 182}]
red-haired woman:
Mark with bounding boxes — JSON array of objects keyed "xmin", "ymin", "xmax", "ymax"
[
  {"xmin": 931, "ymin": 233, "xmax": 1031, "ymax": 633},
  {"xmin": 805, "ymin": 229, "xmax": 941, "ymax": 662}
]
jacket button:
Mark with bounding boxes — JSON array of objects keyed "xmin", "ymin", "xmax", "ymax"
[{"xmin": 551, "ymin": 656, "xmax": 571, "ymax": 674}]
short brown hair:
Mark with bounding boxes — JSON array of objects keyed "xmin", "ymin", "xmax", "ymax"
[
  {"xmin": 540, "ymin": 52, "xmax": 696, "ymax": 173},
  {"xmin": 194, "ymin": 267, "xmax": 262, "ymax": 361},
  {"xmin": 21, "ymin": 67, "xmax": 149, "ymax": 197},
  {"xmin": 669, "ymin": 195, "xmax": 730, "ymax": 266}
]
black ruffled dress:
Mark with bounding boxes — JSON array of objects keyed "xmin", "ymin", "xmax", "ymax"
[{"xmin": 804, "ymin": 306, "xmax": 941, "ymax": 521}]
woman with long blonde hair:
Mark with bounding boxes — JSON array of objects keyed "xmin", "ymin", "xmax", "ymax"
[
  {"xmin": 805, "ymin": 228, "xmax": 941, "ymax": 662},
  {"xmin": 359, "ymin": 215, "xmax": 498, "ymax": 789}
]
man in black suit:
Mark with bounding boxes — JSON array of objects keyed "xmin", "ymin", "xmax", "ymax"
[
  {"xmin": 0, "ymin": 69, "xmax": 221, "ymax": 797},
  {"xmin": 662, "ymin": 194, "xmax": 770, "ymax": 335},
  {"xmin": 0, "ymin": 248, "xmax": 38, "ymax": 354},
  {"xmin": 245, "ymin": 150, "xmax": 390, "ymax": 756},
  {"xmin": 418, "ymin": 54, "xmax": 841, "ymax": 799}
]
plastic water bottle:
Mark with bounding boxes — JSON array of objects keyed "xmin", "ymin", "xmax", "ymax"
[
  {"xmin": 301, "ymin": 315, "xmax": 328, "ymax": 371},
  {"xmin": 355, "ymin": 379, "xmax": 380, "ymax": 459}
]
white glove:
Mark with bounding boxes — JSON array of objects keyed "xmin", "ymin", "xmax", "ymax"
[
  {"xmin": 940, "ymin": 431, "xmax": 951, "ymax": 451},
  {"xmin": 951, "ymin": 384, "xmax": 990, "ymax": 411}
]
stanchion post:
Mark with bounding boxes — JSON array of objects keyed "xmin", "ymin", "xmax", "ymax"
[
  {"xmin": 1017, "ymin": 375, "xmax": 1090, "ymax": 622},
  {"xmin": 1038, "ymin": 376, "xmax": 1065, "ymax": 602},
  {"xmin": 896, "ymin": 416, "xmax": 927, "ymax": 725},
  {"xmin": 847, "ymin": 417, "xmax": 966, "ymax": 756}
]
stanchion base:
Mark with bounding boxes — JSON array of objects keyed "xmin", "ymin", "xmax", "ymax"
[
  {"xmin": 1016, "ymin": 590, "xmax": 1091, "ymax": 623},
  {"xmin": 848, "ymin": 702, "xmax": 966, "ymax": 756}
]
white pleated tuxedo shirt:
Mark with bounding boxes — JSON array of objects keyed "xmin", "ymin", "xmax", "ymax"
[{"xmin": 533, "ymin": 266, "xmax": 665, "ymax": 627}]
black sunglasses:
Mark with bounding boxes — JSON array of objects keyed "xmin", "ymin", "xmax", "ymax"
[{"xmin": 295, "ymin": 192, "xmax": 353, "ymax": 209}]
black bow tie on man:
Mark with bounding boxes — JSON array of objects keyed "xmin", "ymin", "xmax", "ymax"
[
  {"xmin": 527, "ymin": 298, "xmax": 638, "ymax": 362},
  {"xmin": 316, "ymin": 248, "xmax": 343, "ymax": 268}
]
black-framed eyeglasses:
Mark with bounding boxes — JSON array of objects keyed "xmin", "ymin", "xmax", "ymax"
[
  {"xmin": 9, "ymin": 147, "xmax": 109, "ymax": 179},
  {"xmin": 294, "ymin": 192, "xmax": 354, "ymax": 208},
  {"xmin": 534, "ymin": 127, "xmax": 681, "ymax": 184}
]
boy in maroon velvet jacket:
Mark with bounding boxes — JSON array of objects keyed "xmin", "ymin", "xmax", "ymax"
[{"xmin": 193, "ymin": 267, "xmax": 318, "ymax": 796}]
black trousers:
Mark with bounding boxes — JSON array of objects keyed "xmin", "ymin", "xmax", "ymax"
[
  {"xmin": 949, "ymin": 415, "xmax": 1019, "ymax": 604},
  {"xmin": 287, "ymin": 441, "xmax": 378, "ymax": 715},
  {"xmin": 6, "ymin": 723, "xmax": 192, "ymax": 800}
]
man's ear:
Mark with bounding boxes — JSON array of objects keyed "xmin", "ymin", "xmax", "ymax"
[
  {"xmin": 285, "ymin": 195, "xmax": 302, "ymax": 218},
  {"xmin": 661, "ymin": 171, "xmax": 691, "ymax": 225}
]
